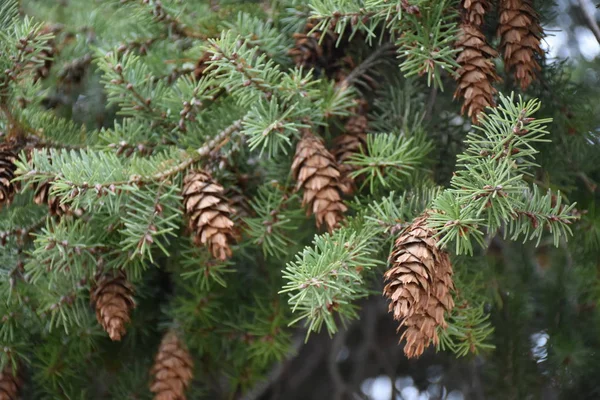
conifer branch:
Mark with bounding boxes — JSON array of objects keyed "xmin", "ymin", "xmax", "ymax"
[
  {"xmin": 281, "ymin": 225, "xmax": 381, "ymax": 337},
  {"xmin": 428, "ymin": 93, "xmax": 576, "ymax": 254},
  {"xmin": 334, "ymin": 43, "xmax": 395, "ymax": 91},
  {"xmin": 0, "ymin": 215, "xmax": 46, "ymax": 247},
  {"xmin": 0, "ymin": 0, "xmax": 597, "ymax": 394},
  {"xmin": 16, "ymin": 120, "xmax": 243, "ymax": 199},
  {"xmin": 121, "ymin": 0, "xmax": 209, "ymax": 39},
  {"xmin": 578, "ymin": 0, "xmax": 600, "ymax": 44}
]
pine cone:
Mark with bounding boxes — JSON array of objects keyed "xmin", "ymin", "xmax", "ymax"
[
  {"xmin": 90, "ymin": 271, "xmax": 135, "ymax": 341},
  {"xmin": 33, "ymin": 24, "xmax": 62, "ymax": 82},
  {"xmin": 34, "ymin": 180, "xmax": 71, "ymax": 216},
  {"xmin": 192, "ymin": 52, "xmax": 213, "ymax": 81},
  {"xmin": 461, "ymin": 0, "xmax": 489, "ymax": 26},
  {"xmin": 288, "ymin": 23, "xmax": 338, "ymax": 74},
  {"xmin": 498, "ymin": 0, "xmax": 543, "ymax": 91},
  {"xmin": 292, "ymin": 130, "xmax": 347, "ymax": 232},
  {"xmin": 225, "ymin": 186, "xmax": 252, "ymax": 220},
  {"xmin": 0, "ymin": 146, "xmax": 18, "ymax": 208},
  {"xmin": 182, "ymin": 170, "xmax": 235, "ymax": 260},
  {"xmin": 150, "ymin": 331, "xmax": 194, "ymax": 400},
  {"xmin": 454, "ymin": 23, "xmax": 500, "ymax": 124},
  {"xmin": 383, "ymin": 213, "xmax": 455, "ymax": 358},
  {"xmin": 289, "ymin": 31, "xmax": 323, "ymax": 68},
  {"xmin": 0, "ymin": 364, "xmax": 22, "ymax": 400},
  {"xmin": 57, "ymin": 54, "xmax": 92, "ymax": 86},
  {"xmin": 331, "ymin": 115, "xmax": 368, "ymax": 195}
]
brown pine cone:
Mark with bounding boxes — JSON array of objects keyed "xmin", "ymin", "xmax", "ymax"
[
  {"xmin": 331, "ymin": 115, "xmax": 368, "ymax": 195},
  {"xmin": 90, "ymin": 271, "xmax": 135, "ymax": 341},
  {"xmin": 150, "ymin": 331, "xmax": 194, "ymax": 400},
  {"xmin": 182, "ymin": 170, "xmax": 235, "ymax": 260},
  {"xmin": 0, "ymin": 146, "xmax": 18, "ymax": 208},
  {"xmin": 288, "ymin": 23, "xmax": 337, "ymax": 72},
  {"xmin": 0, "ymin": 364, "xmax": 22, "ymax": 400},
  {"xmin": 454, "ymin": 23, "xmax": 500, "ymax": 124},
  {"xmin": 383, "ymin": 213, "xmax": 455, "ymax": 358},
  {"xmin": 225, "ymin": 186, "xmax": 252, "ymax": 220},
  {"xmin": 292, "ymin": 130, "xmax": 347, "ymax": 232},
  {"xmin": 498, "ymin": 0, "xmax": 543, "ymax": 91},
  {"xmin": 461, "ymin": 0, "xmax": 489, "ymax": 26},
  {"xmin": 33, "ymin": 24, "xmax": 62, "ymax": 82},
  {"xmin": 57, "ymin": 54, "xmax": 92, "ymax": 86},
  {"xmin": 192, "ymin": 52, "xmax": 213, "ymax": 81},
  {"xmin": 34, "ymin": 180, "xmax": 72, "ymax": 216}
]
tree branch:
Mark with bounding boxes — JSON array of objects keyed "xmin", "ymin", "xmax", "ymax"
[
  {"xmin": 335, "ymin": 43, "xmax": 396, "ymax": 92},
  {"xmin": 578, "ymin": 0, "xmax": 600, "ymax": 45}
]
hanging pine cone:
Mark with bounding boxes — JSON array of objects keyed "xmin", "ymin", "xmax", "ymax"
[
  {"xmin": 150, "ymin": 331, "xmax": 194, "ymax": 400},
  {"xmin": 33, "ymin": 24, "xmax": 62, "ymax": 82},
  {"xmin": 90, "ymin": 271, "xmax": 135, "ymax": 341},
  {"xmin": 289, "ymin": 24, "xmax": 324, "ymax": 68},
  {"xmin": 0, "ymin": 364, "xmax": 22, "ymax": 400},
  {"xmin": 192, "ymin": 51, "xmax": 213, "ymax": 81},
  {"xmin": 34, "ymin": 180, "xmax": 70, "ymax": 216},
  {"xmin": 454, "ymin": 23, "xmax": 500, "ymax": 124},
  {"xmin": 288, "ymin": 22, "xmax": 342, "ymax": 77},
  {"xmin": 383, "ymin": 213, "xmax": 455, "ymax": 358},
  {"xmin": 34, "ymin": 45, "xmax": 55, "ymax": 82},
  {"xmin": 182, "ymin": 170, "xmax": 235, "ymax": 260},
  {"xmin": 461, "ymin": 0, "xmax": 488, "ymax": 26},
  {"xmin": 331, "ymin": 115, "xmax": 368, "ymax": 195},
  {"xmin": 292, "ymin": 129, "xmax": 347, "ymax": 232},
  {"xmin": 225, "ymin": 185, "xmax": 252, "ymax": 220},
  {"xmin": 498, "ymin": 0, "xmax": 543, "ymax": 91},
  {"xmin": 57, "ymin": 54, "xmax": 92, "ymax": 87},
  {"xmin": 0, "ymin": 146, "xmax": 18, "ymax": 208}
]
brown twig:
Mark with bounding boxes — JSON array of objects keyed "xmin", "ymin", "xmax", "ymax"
[
  {"xmin": 22, "ymin": 120, "xmax": 243, "ymax": 196},
  {"xmin": 578, "ymin": 0, "xmax": 600, "ymax": 45},
  {"xmin": 335, "ymin": 43, "xmax": 396, "ymax": 92}
]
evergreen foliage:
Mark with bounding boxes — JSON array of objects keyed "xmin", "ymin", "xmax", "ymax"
[{"xmin": 0, "ymin": 0, "xmax": 599, "ymax": 398}]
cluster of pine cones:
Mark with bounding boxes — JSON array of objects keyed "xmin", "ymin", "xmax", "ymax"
[
  {"xmin": 455, "ymin": 0, "xmax": 543, "ymax": 123},
  {"xmin": 0, "ymin": 2, "xmax": 548, "ymax": 397}
]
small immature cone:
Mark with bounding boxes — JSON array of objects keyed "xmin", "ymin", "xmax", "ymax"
[
  {"xmin": 0, "ymin": 146, "xmax": 18, "ymax": 208},
  {"xmin": 182, "ymin": 170, "xmax": 235, "ymax": 260},
  {"xmin": 150, "ymin": 331, "xmax": 194, "ymax": 400},
  {"xmin": 331, "ymin": 115, "xmax": 367, "ymax": 195},
  {"xmin": 383, "ymin": 213, "xmax": 455, "ymax": 358},
  {"xmin": 498, "ymin": 0, "xmax": 543, "ymax": 91},
  {"xmin": 91, "ymin": 271, "xmax": 135, "ymax": 341},
  {"xmin": 292, "ymin": 130, "xmax": 347, "ymax": 232},
  {"xmin": 0, "ymin": 364, "xmax": 22, "ymax": 400}
]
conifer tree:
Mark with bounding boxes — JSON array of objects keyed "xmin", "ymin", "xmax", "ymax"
[{"xmin": 0, "ymin": 0, "xmax": 599, "ymax": 398}]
